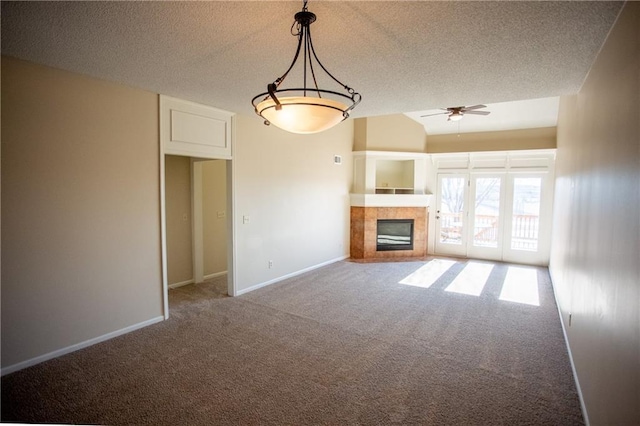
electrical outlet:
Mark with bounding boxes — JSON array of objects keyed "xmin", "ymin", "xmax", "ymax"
[
  {"xmin": 268, "ymin": 260, "xmax": 273, "ymax": 269},
  {"xmin": 182, "ymin": 213, "xmax": 188, "ymax": 222},
  {"xmin": 243, "ymin": 215, "xmax": 250, "ymax": 224}
]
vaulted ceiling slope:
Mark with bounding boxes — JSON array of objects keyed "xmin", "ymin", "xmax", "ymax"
[{"xmin": 1, "ymin": 1, "xmax": 623, "ymax": 118}]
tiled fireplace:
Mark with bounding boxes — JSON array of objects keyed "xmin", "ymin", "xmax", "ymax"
[
  {"xmin": 350, "ymin": 206, "xmax": 428, "ymax": 260},
  {"xmin": 349, "ymin": 150, "xmax": 431, "ymax": 261}
]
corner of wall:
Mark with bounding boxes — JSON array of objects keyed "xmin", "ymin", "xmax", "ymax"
[{"xmin": 353, "ymin": 117, "xmax": 368, "ymax": 151}]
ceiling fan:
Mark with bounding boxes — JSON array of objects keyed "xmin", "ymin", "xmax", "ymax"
[{"xmin": 420, "ymin": 105, "xmax": 490, "ymax": 122}]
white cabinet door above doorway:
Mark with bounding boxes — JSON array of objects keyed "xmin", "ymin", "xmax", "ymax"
[{"xmin": 160, "ymin": 95, "xmax": 233, "ymax": 160}]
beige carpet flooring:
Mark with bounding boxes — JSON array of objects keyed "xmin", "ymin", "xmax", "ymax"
[{"xmin": 1, "ymin": 259, "xmax": 583, "ymax": 425}]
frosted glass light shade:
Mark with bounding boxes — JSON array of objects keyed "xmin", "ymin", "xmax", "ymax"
[
  {"xmin": 448, "ymin": 112, "xmax": 463, "ymax": 122},
  {"xmin": 256, "ymin": 96, "xmax": 348, "ymax": 134}
]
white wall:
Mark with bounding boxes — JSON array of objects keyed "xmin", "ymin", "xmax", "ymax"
[
  {"xmin": 550, "ymin": 3, "xmax": 639, "ymax": 425},
  {"xmin": 234, "ymin": 114, "xmax": 354, "ymax": 293},
  {"xmin": 1, "ymin": 57, "xmax": 164, "ymax": 369}
]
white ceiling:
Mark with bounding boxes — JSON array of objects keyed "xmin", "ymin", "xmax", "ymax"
[
  {"xmin": 405, "ymin": 97, "xmax": 560, "ymax": 135},
  {"xmin": 1, "ymin": 1, "xmax": 623, "ymax": 123}
]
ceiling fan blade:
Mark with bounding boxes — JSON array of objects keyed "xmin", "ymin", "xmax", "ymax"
[
  {"xmin": 464, "ymin": 110, "xmax": 491, "ymax": 116},
  {"xmin": 420, "ymin": 112, "xmax": 448, "ymax": 117},
  {"xmin": 463, "ymin": 104, "xmax": 487, "ymax": 111}
]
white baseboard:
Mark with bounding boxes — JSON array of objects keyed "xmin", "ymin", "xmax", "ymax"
[
  {"xmin": 548, "ymin": 268, "xmax": 590, "ymax": 426},
  {"xmin": 168, "ymin": 279, "xmax": 194, "ymax": 289},
  {"xmin": 236, "ymin": 255, "xmax": 348, "ymax": 296},
  {"xmin": 204, "ymin": 271, "xmax": 227, "ymax": 280},
  {"xmin": 169, "ymin": 272, "xmax": 227, "ymax": 289},
  {"xmin": 1, "ymin": 315, "xmax": 164, "ymax": 377}
]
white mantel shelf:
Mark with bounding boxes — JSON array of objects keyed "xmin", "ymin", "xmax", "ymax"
[{"xmin": 350, "ymin": 193, "xmax": 432, "ymax": 208}]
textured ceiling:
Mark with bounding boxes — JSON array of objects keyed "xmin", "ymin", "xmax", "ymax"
[{"xmin": 1, "ymin": 1, "xmax": 623, "ymax": 119}]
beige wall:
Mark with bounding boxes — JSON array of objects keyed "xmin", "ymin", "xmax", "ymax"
[
  {"xmin": 234, "ymin": 114, "xmax": 353, "ymax": 292},
  {"xmin": 202, "ymin": 160, "xmax": 227, "ymax": 276},
  {"xmin": 165, "ymin": 155, "xmax": 193, "ymax": 284},
  {"xmin": 1, "ymin": 57, "xmax": 163, "ymax": 369},
  {"xmin": 353, "ymin": 117, "xmax": 368, "ymax": 151},
  {"xmin": 549, "ymin": 3, "xmax": 639, "ymax": 425},
  {"xmin": 354, "ymin": 114, "xmax": 426, "ymax": 152},
  {"xmin": 426, "ymin": 127, "xmax": 556, "ymax": 153}
]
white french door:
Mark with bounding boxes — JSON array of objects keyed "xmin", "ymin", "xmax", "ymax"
[
  {"xmin": 502, "ymin": 173, "xmax": 550, "ymax": 265},
  {"xmin": 467, "ymin": 174, "xmax": 506, "ymax": 261},
  {"xmin": 435, "ymin": 171, "xmax": 551, "ymax": 265},
  {"xmin": 435, "ymin": 174, "xmax": 469, "ymax": 257}
]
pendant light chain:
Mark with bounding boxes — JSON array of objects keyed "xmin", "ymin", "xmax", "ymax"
[
  {"xmin": 307, "ymin": 30, "xmax": 357, "ymax": 98},
  {"xmin": 306, "ymin": 24, "xmax": 321, "ymax": 98},
  {"xmin": 303, "ymin": 16, "xmax": 308, "ymax": 97}
]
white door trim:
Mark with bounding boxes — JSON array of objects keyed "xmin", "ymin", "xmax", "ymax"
[
  {"xmin": 226, "ymin": 156, "xmax": 238, "ymax": 297},
  {"xmin": 191, "ymin": 159, "xmax": 205, "ymax": 284},
  {"xmin": 159, "ymin": 141, "xmax": 170, "ymax": 319}
]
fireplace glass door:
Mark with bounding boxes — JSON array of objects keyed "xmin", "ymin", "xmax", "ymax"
[{"xmin": 377, "ymin": 219, "xmax": 414, "ymax": 251}]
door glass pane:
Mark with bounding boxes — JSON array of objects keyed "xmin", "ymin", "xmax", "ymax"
[
  {"xmin": 511, "ymin": 178, "xmax": 541, "ymax": 251},
  {"xmin": 439, "ymin": 177, "xmax": 465, "ymax": 245},
  {"xmin": 473, "ymin": 177, "xmax": 501, "ymax": 248}
]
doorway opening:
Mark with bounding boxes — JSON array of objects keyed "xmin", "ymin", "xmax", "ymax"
[{"xmin": 162, "ymin": 154, "xmax": 234, "ymax": 317}]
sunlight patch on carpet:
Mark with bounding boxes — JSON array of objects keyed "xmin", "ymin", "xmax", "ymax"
[
  {"xmin": 444, "ymin": 261, "xmax": 493, "ymax": 296},
  {"xmin": 499, "ymin": 266, "xmax": 540, "ymax": 306},
  {"xmin": 398, "ymin": 259, "xmax": 456, "ymax": 288}
]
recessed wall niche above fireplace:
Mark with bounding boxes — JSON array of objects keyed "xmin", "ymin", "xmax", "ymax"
[{"xmin": 377, "ymin": 219, "xmax": 414, "ymax": 251}]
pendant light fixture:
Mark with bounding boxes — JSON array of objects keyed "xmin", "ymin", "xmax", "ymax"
[{"xmin": 251, "ymin": 0, "xmax": 361, "ymax": 134}]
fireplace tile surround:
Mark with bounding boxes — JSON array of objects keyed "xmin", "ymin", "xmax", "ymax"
[{"xmin": 350, "ymin": 206, "xmax": 428, "ymax": 260}]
